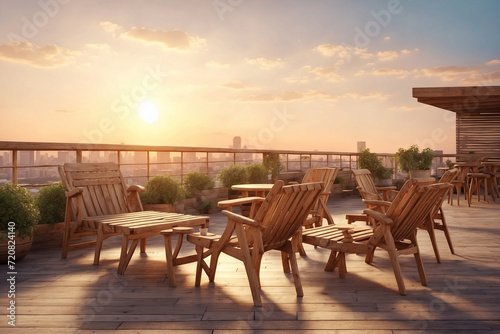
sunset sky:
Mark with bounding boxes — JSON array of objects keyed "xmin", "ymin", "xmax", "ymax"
[{"xmin": 1, "ymin": 0, "xmax": 499, "ymax": 154}]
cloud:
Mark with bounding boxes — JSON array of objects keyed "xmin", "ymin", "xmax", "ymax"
[
  {"xmin": 0, "ymin": 42, "xmax": 79, "ymax": 68},
  {"xmin": 486, "ymin": 59, "xmax": 500, "ymax": 66},
  {"xmin": 356, "ymin": 68, "xmax": 411, "ymax": 78},
  {"xmin": 315, "ymin": 44, "xmax": 351, "ymax": 58},
  {"xmin": 241, "ymin": 90, "xmax": 388, "ymax": 102},
  {"xmin": 206, "ymin": 61, "xmax": 229, "ymax": 68},
  {"xmin": 121, "ymin": 27, "xmax": 206, "ymax": 51},
  {"xmin": 421, "ymin": 66, "xmax": 478, "ymax": 81},
  {"xmin": 460, "ymin": 70, "xmax": 500, "ymax": 85},
  {"xmin": 220, "ymin": 81, "xmax": 249, "ymax": 89},
  {"xmin": 308, "ymin": 65, "xmax": 345, "ymax": 82},
  {"xmin": 100, "ymin": 21, "xmax": 122, "ymax": 35},
  {"xmin": 85, "ymin": 43, "xmax": 112, "ymax": 52},
  {"xmin": 245, "ymin": 57, "xmax": 284, "ymax": 69},
  {"xmin": 377, "ymin": 50, "xmax": 399, "ymax": 61}
]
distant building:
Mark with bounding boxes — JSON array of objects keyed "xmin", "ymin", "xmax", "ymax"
[
  {"xmin": 233, "ymin": 136, "xmax": 241, "ymax": 149},
  {"xmin": 357, "ymin": 141, "xmax": 366, "ymax": 152},
  {"xmin": 20, "ymin": 151, "xmax": 35, "ymax": 165}
]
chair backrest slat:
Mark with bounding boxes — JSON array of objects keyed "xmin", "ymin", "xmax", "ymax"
[
  {"xmin": 59, "ymin": 162, "xmax": 132, "ymax": 218},
  {"xmin": 371, "ymin": 180, "xmax": 451, "ymax": 243},
  {"xmin": 352, "ymin": 169, "xmax": 380, "ymax": 200},
  {"xmin": 256, "ymin": 181, "xmax": 323, "ymax": 250}
]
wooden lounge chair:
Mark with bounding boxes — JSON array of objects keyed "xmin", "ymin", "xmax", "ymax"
[
  {"xmin": 58, "ymin": 162, "xmax": 144, "ymax": 259},
  {"xmin": 184, "ymin": 181, "xmax": 323, "ymax": 306},
  {"xmin": 351, "ymin": 168, "xmax": 456, "ymax": 263},
  {"xmin": 302, "ymin": 179, "xmax": 452, "ymax": 295},
  {"xmin": 291, "ymin": 167, "xmax": 338, "ymax": 227},
  {"xmin": 58, "ymin": 162, "xmax": 208, "ymax": 273},
  {"xmin": 346, "ymin": 169, "xmax": 398, "ymax": 225}
]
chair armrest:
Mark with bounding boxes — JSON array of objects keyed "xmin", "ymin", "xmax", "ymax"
[
  {"xmin": 218, "ymin": 197, "xmax": 265, "ymax": 208},
  {"xmin": 375, "ymin": 186, "xmax": 397, "ymax": 191},
  {"xmin": 222, "ymin": 210, "xmax": 260, "ymax": 227},
  {"xmin": 65, "ymin": 187, "xmax": 83, "ymax": 198},
  {"xmin": 363, "ymin": 209, "xmax": 393, "ymax": 226},
  {"xmin": 127, "ymin": 185, "xmax": 145, "ymax": 192},
  {"xmin": 363, "ymin": 199, "xmax": 391, "ymax": 207}
]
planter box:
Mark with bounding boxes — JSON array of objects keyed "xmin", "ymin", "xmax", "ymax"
[
  {"xmin": 143, "ymin": 203, "xmax": 176, "ymax": 213},
  {"xmin": 32, "ymin": 223, "xmax": 64, "ymax": 250},
  {"xmin": 192, "ymin": 188, "xmax": 228, "ymax": 212}
]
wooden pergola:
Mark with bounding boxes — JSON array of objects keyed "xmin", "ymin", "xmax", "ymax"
[{"xmin": 413, "ymin": 86, "xmax": 500, "ymax": 161}]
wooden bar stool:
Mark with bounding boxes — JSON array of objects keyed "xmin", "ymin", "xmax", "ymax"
[{"xmin": 467, "ymin": 173, "xmax": 494, "ymax": 206}]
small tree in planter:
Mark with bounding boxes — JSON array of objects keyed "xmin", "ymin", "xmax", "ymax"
[
  {"xmin": 140, "ymin": 175, "xmax": 185, "ymax": 212},
  {"xmin": 245, "ymin": 163, "xmax": 269, "ymax": 183},
  {"xmin": 183, "ymin": 171, "xmax": 215, "ymax": 198},
  {"xmin": 263, "ymin": 152, "xmax": 283, "ymax": 183},
  {"xmin": 358, "ymin": 149, "xmax": 393, "ymax": 185},
  {"xmin": 0, "ymin": 184, "xmax": 40, "ymax": 263},
  {"xmin": 36, "ymin": 183, "xmax": 66, "ymax": 226},
  {"xmin": 33, "ymin": 183, "xmax": 66, "ymax": 249},
  {"xmin": 217, "ymin": 165, "xmax": 248, "ymax": 196},
  {"xmin": 395, "ymin": 145, "xmax": 434, "ymax": 178}
]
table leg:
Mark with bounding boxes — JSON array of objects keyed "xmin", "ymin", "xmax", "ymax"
[
  {"xmin": 163, "ymin": 233, "xmax": 176, "ymax": 287},
  {"xmin": 117, "ymin": 236, "xmax": 139, "ymax": 275}
]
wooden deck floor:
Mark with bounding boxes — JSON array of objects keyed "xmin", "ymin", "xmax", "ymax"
[{"xmin": 2, "ymin": 193, "xmax": 500, "ymax": 333}]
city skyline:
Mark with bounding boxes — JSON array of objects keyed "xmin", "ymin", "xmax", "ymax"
[{"xmin": 1, "ymin": 1, "xmax": 499, "ymax": 154}]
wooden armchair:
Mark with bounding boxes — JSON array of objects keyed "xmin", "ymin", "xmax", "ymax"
[
  {"xmin": 58, "ymin": 162, "xmax": 145, "ymax": 259},
  {"xmin": 294, "ymin": 167, "xmax": 338, "ymax": 227},
  {"xmin": 302, "ymin": 179, "xmax": 452, "ymax": 295},
  {"xmin": 185, "ymin": 181, "xmax": 323, "ymax": 306},
  {"xmin": 347, "ymin": 169, "xmax": 398, "ymax": 224}
]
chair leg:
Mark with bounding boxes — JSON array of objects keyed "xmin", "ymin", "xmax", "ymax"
[
  {"xmin": 384, "ymin": 231, "xmax": 406, "ymax": 295},
  {"xmin": 324, "ymin": 250, "xmax": 338, "ymax": 272},
  {"xmin": 424, "ymin": 217, "xmax": 441, "ymax": 263},
  {"xmin": 281, "ymin": 251, "xmax": 291, "ymax": 273},
  {"xmin": 235, "ymin": 224, "xmax": 262, "ymax": 307},
  {"xmin": 284, "ymin": 241, "xmax": 303, "ymax": 297},
  {"xmin": 94, "ymin": 224, "xmax": 105, "ymax": 265},
  {"xmin": 437, "ymin": 208, "xmax": 455, "ymax": 254}
]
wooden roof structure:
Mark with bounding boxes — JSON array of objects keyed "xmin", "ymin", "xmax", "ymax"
[{"xmin": 413, "ymin": 86, "xmax": 500, "ymax": 161}]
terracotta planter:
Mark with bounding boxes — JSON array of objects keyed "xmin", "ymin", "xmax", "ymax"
[
  {"xmin": 1, "ymin": 230, "xmax": 33, "ymax": 264},
  {"xmin": 409, "ymin": 169, "xmax": 431, "ymax": 179},
  {"xmin": 375, "ymin": 179, "xmax": 393, "ymax": 187}
]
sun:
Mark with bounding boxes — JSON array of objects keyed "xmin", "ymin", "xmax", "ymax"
[{"xmin": 138, "ymin": 101, "xmax": 159, "ymax": 124}]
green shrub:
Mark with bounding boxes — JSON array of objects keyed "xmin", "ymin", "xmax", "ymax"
[
  {"xmin": 36, "ymin": 183, "xmax": 66, "ymax": 225},
  {"xmin": 358, "ymin": 149, "xmax": 393, "ymax": 181},
  {"xmin": 217, "ymin": 165, "xmax": 248, "ymax": 195},
  {"xmin": 395, "ymin": 145, "xmax": 434, "ymax": 174},
  {"xmin": 263, "ymin": 152, "xmax": 283, "ymax": 182},
  {"xmin": 183, "ymin": 171, "xmax": 215, "ymax": 198},
  {"xmin": 245, "ymin": 163, "xmax": 269, "ymax": 183},
  {"xmin": 140, "ymin": 175, "xmax": 185, "ymax": 205},
  {"xmin": 0, "ymin": 184, "xmax": 40, "ymax": 239}
]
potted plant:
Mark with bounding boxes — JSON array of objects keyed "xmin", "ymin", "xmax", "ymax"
[
  {"xmin": 263, "ymin": 152, "xmax": 283, "ymax": 183},
  {"xmin": 198, "ymin": 200, "xmax": 213, "ymax": 214},
  {"xmin": 0, "ymin": 183, "xmax": 40, "ymax": 263},
  {"xmin": 140, "ymin": 174, "xmax": 185, "ymax": 212},
  {"xmin": 395, "ymin": 145, "xmax": 434, "ymax": 178},
  {"xmin": 358, "ymin": 149, "xmax": 393, "ymax": 186},
  {"xmin": 183, "ymin": 171, "xmax": 215, "ymax": 198},
  {"xmin": 217, "ymin": 164, "xmax": 248, "ymax": 197},
  {"xmin": 245, "ymin": 163, "xmax": 269, "ymax": 183},
  {"xmin": 34, "ymin": 183, "xmax": 66, "ymax": 249}
]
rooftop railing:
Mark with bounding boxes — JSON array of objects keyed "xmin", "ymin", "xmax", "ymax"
[{"xmin": 0, "ymin": 141, "xmax": 493, "ymax": 188}]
